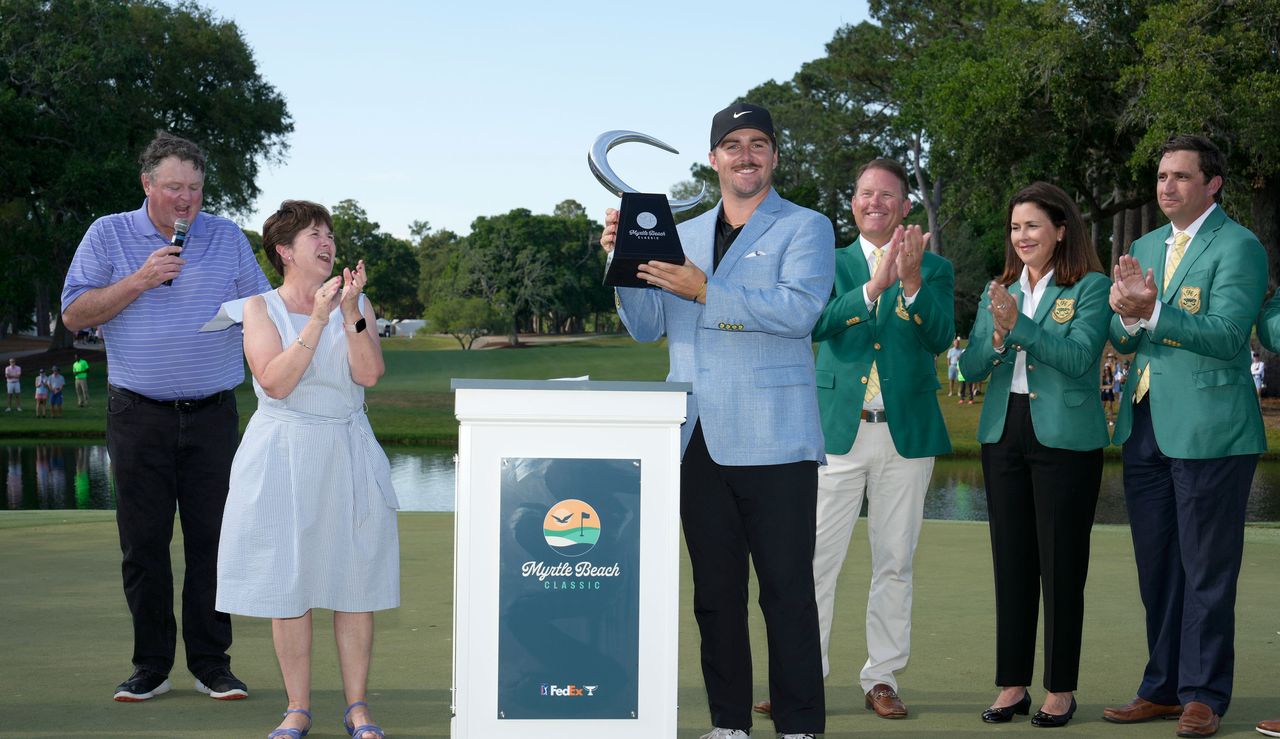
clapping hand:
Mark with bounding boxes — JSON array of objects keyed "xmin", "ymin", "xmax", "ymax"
[
  {"xmin": 340, "ymin": 259, "xmax": 367, "ymax": 321},
  {"xmin": 866, "ymin": 227, "xmax": 903, "ymax": 302},
  {"xmin": 311, "ymin": 275, "xmax": 342, "ymax": 323},
  {"xmin": 987, "ymin": 281, "xmax": 1019, "ymax": 348},
  {"xmin": 1110, "ymin": 255, "xmax": 1157, "ymax": 322},
  {"xmin": 896, "ymin": 225, "xmax": 930, "ymax": 295}
]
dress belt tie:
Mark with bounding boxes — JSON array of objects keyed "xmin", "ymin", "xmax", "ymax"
[{"xmin": 257, "ymin": 405, "xmax": 397, "ymax": 527}]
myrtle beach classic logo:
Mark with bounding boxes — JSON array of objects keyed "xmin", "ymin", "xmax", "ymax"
[{"xmin": 542, "ymin": 499, "xmax": 601, "ymax": 557}]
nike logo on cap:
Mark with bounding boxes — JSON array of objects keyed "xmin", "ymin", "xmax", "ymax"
[{"xmin": 733, "ymin": 111, "xmax": 751, "ymax": 118}]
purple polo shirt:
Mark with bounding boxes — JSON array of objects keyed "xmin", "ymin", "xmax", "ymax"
[{"xmin": 61, "ymin": 200, "xmax": 271, "ymax": 400}]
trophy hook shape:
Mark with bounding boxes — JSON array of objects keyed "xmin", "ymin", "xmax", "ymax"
[{"xmin": 588, "ymin": 130, "xmax": 707, "ymax": 214}]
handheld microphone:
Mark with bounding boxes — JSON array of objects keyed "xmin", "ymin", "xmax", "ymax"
[{"xmin": 163, "ymin": 218, "xmax": 189, "ymax": 287}]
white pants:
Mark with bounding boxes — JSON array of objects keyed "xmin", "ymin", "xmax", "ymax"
[{"xmin": 813, "ymin": 420, "xmax": 933, "ymax": 692}]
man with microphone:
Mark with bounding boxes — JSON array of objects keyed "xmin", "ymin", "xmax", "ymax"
[{"xmin": 61, "ymin": 131, "xmax": 271, "ymax": 703}]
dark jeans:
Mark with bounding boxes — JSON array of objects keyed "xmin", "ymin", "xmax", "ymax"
[
  {"xmin": 107, "ymin": 386, "xmax": 239, "ymax": 678},
  {"xmin": 680, "ymin": 423, "xmax": 825, "ymax": 735}
]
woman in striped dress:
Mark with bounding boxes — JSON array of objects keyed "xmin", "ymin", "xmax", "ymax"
[{"xmin": 216, "ymin": 200, "xmax": 398, "ymax": 739}]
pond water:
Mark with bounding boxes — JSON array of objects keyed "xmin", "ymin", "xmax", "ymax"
[{"xmin": 6, "ymin": 443, "xmax": 1280, "ymax": 523}]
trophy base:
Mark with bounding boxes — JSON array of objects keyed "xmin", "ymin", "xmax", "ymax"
[{"xmin": 604, "ymin": 192, "xmax": 686, "ymax": 288}]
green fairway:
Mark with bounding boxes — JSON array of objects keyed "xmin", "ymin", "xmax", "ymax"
[
  {"xmin": 3, "ymin": 512, "xmax": 1276, "ymax": 737},
  {"xmin": 8, "ymin": 333, "xmax": 1280, "ymax": 458}
]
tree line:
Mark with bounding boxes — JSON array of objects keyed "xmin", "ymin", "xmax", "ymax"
[
  {"xmin": 672, "ymin": 0, "xmax": 1280, "ymax": 335},
  {"xmin": 247, "ymin": 198, "xmax": 613, "ymax": 350},
  {"xmin": 4, "ymin": 0, "xmax": 1278, "ymax": 345}
]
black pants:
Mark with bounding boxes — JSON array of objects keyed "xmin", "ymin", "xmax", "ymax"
[
  {"xmin": 981, "ymin": 394, "xmax": 1102, "ymax": 691},
  {"xmin": 680, "ymin": 423, "xmax": 825, "ymax": 735},
  {"xmin": 107, "ymin": 386, "xmax": 239, "ymax": 678},
  {"xmin": 1123, "ymin": 398, "xmax": 1255, "ymax": 716}
]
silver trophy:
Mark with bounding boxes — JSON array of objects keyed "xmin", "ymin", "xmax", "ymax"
[{"xmin": 588, "ymin": 131, "xmax": 706, "ymax": 287}]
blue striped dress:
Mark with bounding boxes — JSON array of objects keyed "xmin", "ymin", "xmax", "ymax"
[{"xmin": 216, "ymin": 290, "xmax": 400, "ymax": 618}]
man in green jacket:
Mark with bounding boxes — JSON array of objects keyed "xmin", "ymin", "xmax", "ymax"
[
  {"xmin": 755, "ymin": 159, "xmax": 953, "ymax": 720},
  {"xmin": 1103, "ymin": 135, "xmax": 1266, "ymax": 738}
]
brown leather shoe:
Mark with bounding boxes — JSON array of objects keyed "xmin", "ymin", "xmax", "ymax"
[
  {"xmin": 1257, "ymin": 718, "xmax": 1280, "ymax": 737},
  {"xmin": 865, "ymin": 683, "xmax": 907, "ymax": 719},
  {"xmin": 1102, "ymin": 696, "xmax": 1183, "ymax": 723},
  {"xmin": 1177, "ymin": 701, "xmax": 1220, "ymax": 737},
  {"xmin": 752, "ymin": 700, "xmax": 771, "ymax": 717}
]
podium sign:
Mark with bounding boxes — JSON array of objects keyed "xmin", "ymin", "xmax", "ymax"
[
  {"xmin": 451, "ymin": 380, "xmax": 688, "ymax": 738},
  {"xmin": 496, "ymin": 457, "xmax": 640, "ymax": 718}
]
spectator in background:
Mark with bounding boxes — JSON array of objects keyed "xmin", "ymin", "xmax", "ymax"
[
  {"xmin": 5, "ymin": 358, "xmax": 20, "ymax": 412},
  {"xmin": 73, "ymin": 354, "xmax": 91, "ymax": 407},
  {"xmin": 48, "ymin": 366, "xmax": 66, "ymax": 418},
  {"xmin": 947, "ymin": 337, "xmax": 963, "ymax": 396},
  {"xmin": 34, "ymin": 369, "xmax": 49, "ymax": 417}
]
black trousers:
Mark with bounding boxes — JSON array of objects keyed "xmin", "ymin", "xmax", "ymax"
[
  {"xmin": 106, "ymin": 386, "xmax": 239, "ymax": 678},
  {"xmin": 981, "ymin": 394, "xmax": 1102, "ymax": 691},
  {"xmin": 680, "ymin": 423, "xmax": 825, "ymax": 735},
  {"xmin": 1123, "ymin": 398, "xmax": 1255, "ymax": 716}
]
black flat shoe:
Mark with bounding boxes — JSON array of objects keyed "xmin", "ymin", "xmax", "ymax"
[
  {"xmin": 1031, "ymin": 697, "xmax": 1077, "ymax": 728},
  {"xmin": 982, "ymin": 692, "xmax": 1031, "ymax": 723}
]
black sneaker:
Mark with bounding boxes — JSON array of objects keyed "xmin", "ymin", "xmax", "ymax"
[
  {"xmin": 113, "ymin": 668, "xmax": 172, "ymax": 702},
  {"xmin": 194, "ymin": 667, "xmax": 248, "ymax": 700}
]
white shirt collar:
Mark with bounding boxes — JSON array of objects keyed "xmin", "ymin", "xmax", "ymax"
[
  {"xmin": 1017, "ymin": 266, "xmax": 1055, "ymax": 303},
  {"xmin": 858, "ymin": 234, "xmax": 891, "ymax": 262},
  {"xmin": 1167, "ymin": 202, "xmax": 1217, "ymax": 244}
]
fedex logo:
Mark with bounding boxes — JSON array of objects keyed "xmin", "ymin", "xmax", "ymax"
[{"xmin": 539, "ymin": 683, "xmax": 598, "ymax": 697}]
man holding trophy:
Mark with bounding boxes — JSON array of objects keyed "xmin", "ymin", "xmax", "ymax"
[{"xmin": 599, "ymin": 102, "xmax": 834, "ymax": 739}]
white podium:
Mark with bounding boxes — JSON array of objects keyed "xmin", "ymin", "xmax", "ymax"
[{"xmin": 450, "ymin": 379, "xmax": 689, "ymax": 739}]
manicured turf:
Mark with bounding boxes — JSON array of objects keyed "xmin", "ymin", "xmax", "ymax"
[
  {"xmin": 7, "ymin": 333, "xmax": 1280, "ymax": 455},
  {"xmin": 3, "ymin": 512, "xmax": 1276, "ymax": 737}
]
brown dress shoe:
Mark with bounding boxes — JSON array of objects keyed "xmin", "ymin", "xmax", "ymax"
[
  {"xmin": 752, "ymin": 700, "xmax": 771, "ymax": 717},
  {"xmin": 865, "ymin": 683, "xmax": 908, "ymax": 719},
  {"xmin": 1257, "ymin": 717, "xmax": 1280, "ymax": 737},
  {"xmin": 1177, "ymin": 701, "xmax": 1220, "ymax": 737},
  {"xmin": 1102, "ymin": 696, "xmax": 1183, "ymax": 723}
]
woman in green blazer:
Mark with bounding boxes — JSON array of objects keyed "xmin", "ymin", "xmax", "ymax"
[{"xmin": 959, "ymin": 182, "xmax": 1112, "ymax": 728}]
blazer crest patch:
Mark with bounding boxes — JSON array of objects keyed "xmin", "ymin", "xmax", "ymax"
[
  {"xmin": 895, "ymin": 293, "xmax": 910, "ymax": 321},
  {"xmin": 1050, "ymin": 298, "xmax": 1075, "ymax": 324},
  {"xmin": 1180, "ymin": 286, "xmax": 1201, "ymax": 314}
]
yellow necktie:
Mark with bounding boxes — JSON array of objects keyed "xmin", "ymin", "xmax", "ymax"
[
  {"xmin": 865, "ymin": 247, "xmax": 883, "ymax": 404},
  {"xmin": 1163, "ymin": 231, "xmax": 1191, "ymax": 292},
  {"xmin": 1135, "ymin": 233, "xmax": 1193, "ymax": 403}
]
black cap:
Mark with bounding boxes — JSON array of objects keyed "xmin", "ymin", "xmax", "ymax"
[{"xmin": 709, "ymin": 102, "xmax": 775, "ymax": 151}]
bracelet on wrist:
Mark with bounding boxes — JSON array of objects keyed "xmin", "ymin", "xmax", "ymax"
[
  {"xmin": 295, "ymin": 336, "xmax": 315, "ymax": 351},
  {"xmin": 695, "ymin": 281, "xmax": 707, "ymax": 302}
]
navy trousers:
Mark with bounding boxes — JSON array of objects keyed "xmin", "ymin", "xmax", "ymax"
[{"xmin": 1122, "ymin": 399, "xmax": 1255, "ymax": 716}]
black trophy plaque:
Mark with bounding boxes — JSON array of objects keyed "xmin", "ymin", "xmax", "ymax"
[{"xmin": 604, "ymin": 192, "xmax": 686, "ymax": 288}]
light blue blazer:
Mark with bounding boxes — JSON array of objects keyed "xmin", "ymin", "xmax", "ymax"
[{"xmin": 616, "ymin": 188, "xmax": 835, "ymax": 466}]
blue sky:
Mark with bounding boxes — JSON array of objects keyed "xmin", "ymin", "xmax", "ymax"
[{"xmin": 203, "ymin": 1, "xmax": 869, "ymax": 238}]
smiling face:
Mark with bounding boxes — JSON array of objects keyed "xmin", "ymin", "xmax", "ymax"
[
  {"xmin": 851, "ymin": 166, "xmax": 912, "ymax": 246},
  {"xmin": 141, "ymin": 156, "xmax": 203, "ymax": 237},
  {"xmin": 1157, "ymin": 149, "xmax": 1221, "ymax": 230},
  {"xmin": 709, "ymin": 128, "xmax": 777, "ymax": 203},
  {"xmin": 1008, "ymin": 201, "xmax": 1064, "ymax": 280},
  {"xmin": 277, "ymin": 221, "xmax": 336, "ymax": 280}
]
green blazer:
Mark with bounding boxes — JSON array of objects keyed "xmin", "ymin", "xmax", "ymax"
[
  {"xmin": 1108, "ymin": 206, "xmax": 1267, "ymax": 458},
  {"xmin": 813, "ymin": 242, "xmax": 954, "ymax": 458},
  {"xmin": 1256, "ymin": 292, "xmax": 1280, "ymax": 353},
  {"xmin": 958, "ymin": 271, "xmax": 1112, "ymax": 451}
]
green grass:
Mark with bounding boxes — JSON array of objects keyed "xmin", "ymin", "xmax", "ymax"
[
  {"xmin": 8, "ymin": 333, "xmax": 1280, "ymax": 457},
  {"xmin": 3, "ymin": 512, "xmax": 1276, "ymax": 737}
]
